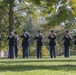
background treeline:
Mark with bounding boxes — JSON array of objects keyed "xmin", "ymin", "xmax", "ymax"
[{"xmin": 0, "ymin": 0, "xmax": 76, "ymax": 56}]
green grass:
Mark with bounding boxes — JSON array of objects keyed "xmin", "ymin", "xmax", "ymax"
[{"xmin": 0, "ymin": 56, "xmax": 76, "ymax": 75}]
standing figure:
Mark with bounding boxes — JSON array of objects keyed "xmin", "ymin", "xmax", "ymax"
[
  {"xmin": 63, "ymin": 30, "xmax": 72, "ymax": 57},
  {"xmin": 7, "ymin": 31, "xmax": 15, "ymax": 58},
  {"xmin": 34, "ymin": 30, "xmax": 43, "ymax": 58},
  {"xmin": 14, "ymin": 32, "xmax": 19, "ymax": 58},
  {"xmin": 21, "ymin": 30, "xmax": 30, "ymax": 58},
  {"xmin": 48, "ymin": 30, "xmax": 56, "ymax": 58}
]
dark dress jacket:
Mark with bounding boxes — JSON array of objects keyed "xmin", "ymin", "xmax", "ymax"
[
  {"xmin": 7, "ymin": 35, "xmax": 15, "ymax": 46},
  {"xmin": 34, "ymin": 34, "xmax": 43, "ymax": 46},
  {"xmin": 63, "ymin": 35, "xmax": 72, "ymax": 46},
  {"xmin": 21, "ymin": 34, "xmax": 29, "ymax": 46},
  {"xmin": 48, "ymin": 34, "xmax": 56, "ymax": 46}
]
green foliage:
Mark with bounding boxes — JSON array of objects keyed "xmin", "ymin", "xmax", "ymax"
[
  {"xmin": 24, "ymin": 16, "xmax": 43, "ymax": 44},
  {"xmin": 0, "ymin": 0, "xmax": 76, "ymax": 57},
  {"xmin": 3, "ymin": 0, "xmax": 12, "ymax": 4},
  {"xmin": 0, "ymin": 0, "xmax": 3, "ymax": 5},
  {"xmin": 71, "ymin": 0, "xmax": 76, "ymax": 17},
  {"xmin": 29, "ymin": 45, "xmax": 36, "ymax": 56},
  {"xmin": 44, "ymin": 0, "xmax": 75, "ymax": 30},
  {"xmin": 42, "ymin": 45, "xmax": 49, "ymax": 56},
  {"xmin": 29, "ymin": 45, "xmax": 49, "ymax": 56}
]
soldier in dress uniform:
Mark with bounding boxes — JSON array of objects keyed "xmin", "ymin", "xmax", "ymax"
[
  {"xmin": 21, "ymin": 30, "xmax": 30, "ymax": 58},
  {"xmin": 34, "ymin": 30, "xmax": 43, "ymax": 58},
  {"xmin": 48, "ymin": 30, "xmax": 56, "ymax": 58},
  {"xmin": 63, "ymin": 30, "xmax": 72, "ymax": 57},
  {"xmin": 14, "ymin": 32, "xmax": 19, "ymax": 58},
  {"xmin": 7, "ymin": 30, "xmax": 15, "ymax": 58}
]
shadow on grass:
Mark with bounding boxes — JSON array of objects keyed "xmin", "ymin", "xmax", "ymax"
[
  {"xmin": 0, "ymin": 59, "xmax": 76, "ymax": 72},
  {"xmin": 0, "ymin": 64, "xmax": 76, "ymax": 72},
  {"xmin": 0, "ymin": 59, "xmax": 76, "ymax": 64}
]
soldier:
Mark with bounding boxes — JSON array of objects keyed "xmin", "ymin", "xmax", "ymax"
[
  {"xmin": 34, "ymin": 30, "xmax": 43, "ymax": 58},
  {"xmin": 21, "ymin": 30, "xmax": 30, "ymax": 58},
  {"xmin": 14, "ymin": 32, "xmax": 19, "ymax": 58},
  {"xmin": 7, "ymin": 30, "xmax": 15, "ymax": 58},
  {"xmin": 63, "ymin": 30, "xmax": 72, "ymax": 57},
  {"xmin": 48, "ymin": 30, "xmax": 56, "ymax": 58}
]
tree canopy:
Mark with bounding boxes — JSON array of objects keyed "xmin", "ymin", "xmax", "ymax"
[{"xmin": 0, "ymin": 0, "xmax": 76, "ymax": 55}]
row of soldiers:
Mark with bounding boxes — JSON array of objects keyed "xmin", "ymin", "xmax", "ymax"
[{"xmin": 0, "ymin": 30, "xmax": 76, "ymax": 59}]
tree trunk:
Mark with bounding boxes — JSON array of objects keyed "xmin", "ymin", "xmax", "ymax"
[{"xmin": 9, "ymin": 0, "xmax": 14, "ymax": 32}]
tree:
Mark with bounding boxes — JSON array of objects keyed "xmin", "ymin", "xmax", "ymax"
[
  {"xmin": 0, "ymin": 0, "xmax": 15, "ymax": 31},
  {"xmin": 9, "ymin": 0, "xmax": 14, "ymax": 31},
  {"xmin": 24, "ymin": 16, "xmax": 42, "ymax": 44},
  {"xmin": 71, "ymin": 0, "xmax": 76, "ymax": 17}
]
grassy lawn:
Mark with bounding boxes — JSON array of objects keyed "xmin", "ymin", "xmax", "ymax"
[{"xmin": 0, "ymin": 56, "xmax": 76, "ymax": 75}]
